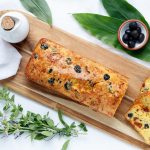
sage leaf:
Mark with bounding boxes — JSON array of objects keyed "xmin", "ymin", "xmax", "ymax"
[
  {"xmin": 46, "ymin": 118, "xmax": 54, "ymax": 127},
  {"xmin": 34, "ymin": 134, "xmax": 47, "ymax": 140},
  {"xmin": 61, "ymin": 140, "xmax": 70, "ymax": 150},
  {"xmin": 36, "ymin": 114, "xmax": 42, "ymax": 121},
  {"xmin": 73, "ymin": 13, "xmax": 150, "ymax": 62},
  {"xmin": 31, "ymin": 132, "xmax": 37, "ymax": 141},
  {"xmin": 20, "ymin": 0, "xmax": 52, "ymax": 25},
  {"xmin": 41, "ymin": 131, "xmax": 53, "ymax": 137},
  {"xmin": 101, "ymin": 0, "xmax": 149, "ymax": 28}
]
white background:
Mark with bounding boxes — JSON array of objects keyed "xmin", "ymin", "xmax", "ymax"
[{"xmin": 0, "ymin": 0, "xmax": 150, "ymax": 150}]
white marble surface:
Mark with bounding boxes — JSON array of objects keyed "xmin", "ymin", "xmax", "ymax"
[{"xmin": 0, "ymin": 0, "xmax": 150, "ymax": 149}]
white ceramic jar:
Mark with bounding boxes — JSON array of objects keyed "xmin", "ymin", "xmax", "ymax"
[{"xmin": 0, "ymin": 12, "xmax": 29, "ymax": 43}]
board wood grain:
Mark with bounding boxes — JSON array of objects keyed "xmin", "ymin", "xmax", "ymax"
[{"xmin": 0, "ymin": 10, "xmax": 150, "ymax": 149}]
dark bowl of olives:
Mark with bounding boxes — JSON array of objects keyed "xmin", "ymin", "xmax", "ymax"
[{"xmin": 118, "ymin": 19, "xmax": 149, "ymax": 50}]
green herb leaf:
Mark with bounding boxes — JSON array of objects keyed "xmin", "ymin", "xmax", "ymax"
[
  {"xmin": 61, "ymin": 140, "xmax": 70, "ymax": 150},
  {"xmin": 3, "ymin": 102, "xmax": 10, "ymax": 111},
  {"xmin": 73, "ymin": 13, "xmax": 150, "ymax": 62},
  {"xmin": 70, "ymin": 122, "xmax": 76, "ymax": 129},
  {"xmin": 34, "ymin": 134, "xmax": 47, "ymax": 140},
  {"xmin": 78, "ymin": 123, "xmax": 88, "ymax": 132},
  {"xmin": 31, "ymin": 132, "xmax": 37, "ymax": 140},
  {"xmin": 101, "ymin": 0, "xmax": 149, "ymax": 28},
  {"xmin": 58, "ymin": 110, "xmax": 69, "ymax": 128},
  {"xmin": 41, "ymin": 131, "xmax": 53, "ymax": 137},
  {"xmin": 0, "ymin": 111, "xmax": 3, "ymax": 117},
  {"xmin": 36, "ymin": 114, "xmax": 42, "ymax": 121},
  {"xmin": 46, "ymin": 118, "xmax": 54, "ymax": 127},
  {"xmin": 20, "ymin": 0, "xmax": 52, "ymax": 25}
]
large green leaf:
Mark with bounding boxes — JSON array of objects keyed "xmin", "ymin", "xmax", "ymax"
[
  {"xmin": 73, "ymin": 13, "xmax": 124, "ymax": 46},
  {"xmin": 101, "ymin": 0, "xmax": 149, "ymax": 28},
  {"xmin": 73, "ymin": 13, "xmax": 150, "ymax": 62},
  {"xmin": 125, "ymin": 40, "xmax": 150, "ymax": 61},
  {"xmin": 20, "ymin": 0, "xmax": 52, "ymax": 25}
]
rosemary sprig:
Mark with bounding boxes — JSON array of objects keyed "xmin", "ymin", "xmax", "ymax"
[{"xmin": 0, "ymin": 87, "xmax": 87, "ymax": 142}]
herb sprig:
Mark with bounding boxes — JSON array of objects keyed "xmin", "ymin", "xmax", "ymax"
[{"xmin": 0, "ymin": 88, "xmax": 87, "ymax": 145}]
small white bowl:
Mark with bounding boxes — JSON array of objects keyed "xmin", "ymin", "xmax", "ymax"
[
  {"xmin": 0, "ymin": 12, "xmax": 29, "ymax": 43},
  {"xmin": 118, "ymin": 19, "xmax": 149, "ymax": 51}
]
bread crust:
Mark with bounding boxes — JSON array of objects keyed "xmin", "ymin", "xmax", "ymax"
[
  {"xmin": 25, "ymin": 38, "xmax": 128, "ymax": 117},
  {"xmin": 125, "ymin": 77, "xmax": 150, "ymax": 145}
]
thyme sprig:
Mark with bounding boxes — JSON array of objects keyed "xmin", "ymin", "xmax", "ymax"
[{"xmin": 0, "ymin": 88, "xmax": 87, "ymax": 141}]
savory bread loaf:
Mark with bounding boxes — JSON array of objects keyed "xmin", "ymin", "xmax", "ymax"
[
  {"xmin": 125, "ymin": 103, "xmax": 150, "ymax": 145},
  {"xmin": 125, "ymin": 77, "xmax": 150, "ymax": 145},
  {"xmin": 25, "ymin": 38, "xmax": 128, "ymax": 117}
]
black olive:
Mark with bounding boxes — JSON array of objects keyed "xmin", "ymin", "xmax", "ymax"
[
  {"xmin": 128, "ymin": 36, "xmax": 134, "ymax": 41},
  {"xmin": 104, "ymin": 74, "xmax": 110, "ymax": 81},
  {"xmin": 128, "ymin": 113, "xmax": 133, "ymax": 118},
  {"xmin": 122, "ymin": 33, "xmax": 129, "ymax": 44},
  {"xmin": 130, "ymin": 30, "xmax": 140, "ymax": 39},
  {"xmin": 125, "ymin": 29, "xmax": 131, "ymax": 35},
  {"xmin": 48, "ymin": 68, "xmax": 53, "ymax": 73},
  {"xmin": 138, "ymin": 33, "xmax": 145, "ymax": 43},
  {"xmin": 144, "ymin": 124, "xmax": 149, "ymax": 129},
  {"xmin": 64, "ymin": 81, "xmax": 72, "ymax": 90},
  {"xmin": 41, "ymin": 43, "xmax": 49, "ymax": 50},
  {"xmin": 48, "ymin": 78, "xmax": 55, "ymax": 85},
  {"xmin": 137, "ymin": 27, "xmax": 141, "ymax": 34},
  {"xmin": 66, "ymin": 58, "xmax": 72, "ymax": 65},
  {"xmin": 129, "ymin": 22, "xmax": 138, "ymax": 30},
  {"xmin": 74, "ymin": 65, "xmax": 81, "ymax": 73},
  {"xmin": 34, "ymin": 53, "xmax": 38, "ymax": 59},
  {"xmin": 128, "ymin": 40, "xmax": 136, "ymax": 48}
]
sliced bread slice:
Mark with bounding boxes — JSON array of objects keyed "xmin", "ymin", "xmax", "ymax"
[{"xmin": 125, "ymin": 103, "xmax": 150, "ymax": 145}]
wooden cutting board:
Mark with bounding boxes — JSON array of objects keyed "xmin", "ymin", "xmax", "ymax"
[{"xmin": 0, "ymin": 10, "xmax": 150, "ymax": 149}]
